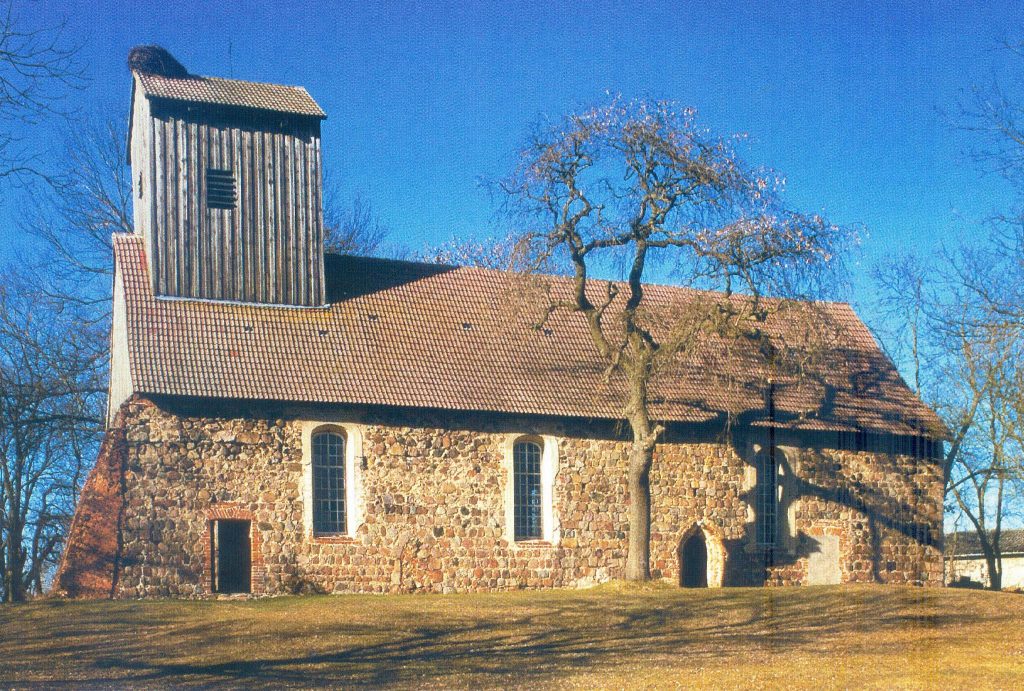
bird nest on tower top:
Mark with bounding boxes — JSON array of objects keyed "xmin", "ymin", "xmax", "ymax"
[{"xmin": 127, "ymin": 45, "xmax": 189, "ymax": 78}]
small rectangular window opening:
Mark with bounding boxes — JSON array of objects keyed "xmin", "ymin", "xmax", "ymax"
[{"xmin": 206, "ymin": 168, "xmax": 237, "ymax": 210}]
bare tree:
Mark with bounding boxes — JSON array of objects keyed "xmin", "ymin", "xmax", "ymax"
[
  {"xmin": 416, "ymin": 234, "xmax": 524, "ymax": 270},
  {"xmin": 501, "ymin": 98, "xmax": 850, "ymax": 580},
  {"xmin": 874, "ymin": 250, "xmax": 1024, "ymax": 591},
  {"xmin": 0, "ymin": 0, "xmax": 82, "ymax": 183},
  {"xmin": 870, "ymin": 38, "xmax": 1024, "ymax": 588},
  {"xmin": 25, "ymin": 117, "xmax": 132, "ymax": 315},
  {"xmin": 0, "ymin": 274, "xmax": 105, "ymax": 601},
  {"xmin": 947, "ymin": 39, "xmax": 1024, "ymax": 589},
  {"xmin": 4, "ymin": 117, "xmax": 130, "ymax": 600},
  {"xmin": 323, "ymin": 189, "xmax": 388, "ymax": 256},
  {"xmin": 940, "ymin": 304, "xmax": 1023, "ymax": 590}
]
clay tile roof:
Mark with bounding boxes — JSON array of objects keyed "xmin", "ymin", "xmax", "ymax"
[
  {"xmin": 113, "ymin": 234, "xmax": 946, "ymax": 438},
  {"xmin": 134, "ymin": 72, "xmax": 325, "ymax": 118},
  {"xmin": 946, "ymin": 529, "xmax": 1024, "ymax": 557}
]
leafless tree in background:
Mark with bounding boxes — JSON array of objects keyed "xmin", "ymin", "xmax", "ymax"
[
  {"xmin": 416, "ymin": 234, "xmax": 524, "ymax": 270},
  {"xmin": 0, "ymin": 0, "xmax": 82, "ymax": 184},
  {"xmin": 0, "ymin": 1, "xmax": 93, "ymax": 600},
  {"xmin": 25, "ymin": 118, "xmax": 132, "ymax": 313},
  {"xmin": 875, "ymin": 252, "xmax": 1024, "ymax": 591},
  {"xmin": 0, "ymin": 275, "xmax": 105, "ymax": 601},
  {"xmin": 501, "ymin": 97, "xmax": 851, "ymax": 580},
  {"xmin": 872, "ymin": 39, "xmax": 1024, "ymax": 590},
  {"xmin": 943, "ymin": 40, "xmax": 1024, "ymax": 590},
  {"xmin": 323, "ymin": 188, "xmax": 388, "ymax": 256}
]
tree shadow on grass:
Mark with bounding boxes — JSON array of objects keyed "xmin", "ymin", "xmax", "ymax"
[{"xmin": 6, "ymin": 587, "xmax": 1010, "ymax": 688}]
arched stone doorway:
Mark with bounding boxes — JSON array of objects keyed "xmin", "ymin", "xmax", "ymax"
[
  {"xmin": 680, "ymin": 531, "xmax": 708, "ymax": 587},
  {"xmin": 677, "ymin": 522, "xmax": 726, "ymax": 588}
]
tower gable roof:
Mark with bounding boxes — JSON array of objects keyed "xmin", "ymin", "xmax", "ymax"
[{"xmin": 134, "ymin": 71, "xmax": 326, "ymax": 119}]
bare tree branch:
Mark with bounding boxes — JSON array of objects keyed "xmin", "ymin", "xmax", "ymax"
[{"xmin": 0, "ymin": 0, "xmax": 84, "ymax": 184}]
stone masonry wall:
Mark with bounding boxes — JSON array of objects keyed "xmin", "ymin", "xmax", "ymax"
[{"xmin": 109, "ymin": 396, "xmax": 944, "ymax": 598}]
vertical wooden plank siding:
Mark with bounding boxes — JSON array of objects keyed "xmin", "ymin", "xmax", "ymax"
[
  {"xmin": 237, "ymin": 127, "xmax": 249, "ymax": 302},
  {"xmin": 292, "ymin": 130, "xmax": 305, "ymax": 303},
  {"xmin": 143, "ymin": 106, "xmax": 325, "ymax": 306},
  {"xmin": 197, "ymin": 121, "xmax": 210, "ymax": 298},
  {"xmin": 278, "ymin": 128, "xmax": 291, "ymax": 304},
  {"xmin": 312, "ymin": 131, "xmax": 325, "ymax": 301},
  {"xmin": 177, "ymin": 118, "xmax": 189, "ymax": 293},
  {"xmin": 266, "ymin": 128, "xmax": 279, "ymax": 304},
  {"xmin": 187, "ymin": 119, "xmax": 199, "ymax": 296},
  {"xmin": 167, "ymin": 118, "xmax": 180, "ymax": 295},
  {"xmin": 152, "ymin": 115, "xmax": 166, "ymax": 296},
  {"xmin": 145, "ymin": 105, "xmax": 159, "ymax": 285},
  {"xmin": 253, "ymin": 128, "xmax": 265, "ymax": 303}
]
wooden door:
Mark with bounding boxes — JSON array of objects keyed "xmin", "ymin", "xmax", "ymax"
[{"xmin": 213, "ymin": 520, "xmax": 251, "ymax": 594}]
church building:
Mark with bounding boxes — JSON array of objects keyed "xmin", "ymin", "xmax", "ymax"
[{"xmin": 56, "ymin": 48, "xmax": 947, "ymax": 598}]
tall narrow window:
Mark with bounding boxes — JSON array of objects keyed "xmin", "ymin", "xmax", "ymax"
[
  {"xmin": 312, "ymin": 430, "xmax": 346, "ymax": 534},
  {"xmin": 513, "ymin": 440, "xmax": 543, "ymax": 540},
  {"xmin": 757, "ymin": 450, "xmax": 779, "ymax": 546},
  {"xmin": 206, "ymin": 168, "xmax": 237, "ymax": 209}
]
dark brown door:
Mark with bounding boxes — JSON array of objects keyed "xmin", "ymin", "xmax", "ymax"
[{"xmin": 214, "ymin": 520, "xmax": 251, "ymax": 594}]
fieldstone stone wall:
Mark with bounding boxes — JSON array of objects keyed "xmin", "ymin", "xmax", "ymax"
[
  {"xmin": 98, "ymin": 395, "xmax": 943, "ymax": 598},
  {"xmin": 762, "ymin": 445, "xmax": 944, "ymax": 586}
]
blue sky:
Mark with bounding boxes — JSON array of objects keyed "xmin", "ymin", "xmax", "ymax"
[{"xmin": 1, "ymin": 0, "xmax": 1021, "ymax": 309}]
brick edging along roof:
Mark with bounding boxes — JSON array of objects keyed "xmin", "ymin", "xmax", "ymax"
[{"xmin": 114, "ymin": 234, "xmax": 945, "ymax": 438}]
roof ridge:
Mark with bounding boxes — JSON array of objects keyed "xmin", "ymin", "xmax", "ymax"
[
  {"xmin": 326, "ymin": 251, "xmax": 456, "ymax": 271},
  {"xmin": 158, "ymin": 72, "xmax": 314, "ymax": 93},
  {"xmin": 330, "ymin": 250, "xmax": 854, "ymax": 309}
]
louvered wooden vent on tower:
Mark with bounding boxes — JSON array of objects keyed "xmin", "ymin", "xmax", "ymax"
[{"xmin": 206, "ymin": 168, "xmax": 237, "ymax": 209}]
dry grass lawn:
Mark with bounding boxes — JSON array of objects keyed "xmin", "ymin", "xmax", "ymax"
[{"xmin": 1, "ymin": 583, "xmax": 1022, "ymax": 688}]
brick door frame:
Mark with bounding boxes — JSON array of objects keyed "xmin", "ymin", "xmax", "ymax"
[{"xmin": 203, "ymin": 503, "xmax": 265, "ymax": 595}]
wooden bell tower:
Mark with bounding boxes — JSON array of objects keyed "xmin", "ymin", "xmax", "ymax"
[{"xmin": 127, "ymin": 46, "xmax": 327, "ymax": 306}]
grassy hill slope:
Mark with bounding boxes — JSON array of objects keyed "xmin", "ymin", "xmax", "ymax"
[{"xmin": 1, "ymin": 584, "xmax": 1022, "ymax": 688}]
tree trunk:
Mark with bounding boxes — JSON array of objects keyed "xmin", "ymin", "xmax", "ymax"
[
  {"xmin": 4, "ymin": 542, "xmax": 27, "ymax": 602},
  {"xmin": 621, "ymin": 348, "xmax": 659, "ymax": 582},
  {"xmin": 3, "ymin": 514, "xmax": 27, "ymax": 602},
  {"xmin": 986, "ymin": 554, "xmax": 1002, "ymax": 591},
  {"xmin": 624, "ymin": 442, "xmax": 654, "ymax": 581}
]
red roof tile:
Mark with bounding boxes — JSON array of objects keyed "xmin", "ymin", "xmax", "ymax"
[
  {"xmin": 114, "ymin": 235, "xmax": 945, "ymax": 437},
  {"xmin": 135, "ymin": 72, "xmax": 325, "ymax": 118},
  {"xmin": 947, "ymin": 529, "xmax": 1024, "ymax": 557}
]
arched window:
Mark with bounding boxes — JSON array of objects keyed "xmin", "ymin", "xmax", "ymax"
[
  {"xmin": 756, "ymin": 450, "xmax": 779, "ymax": 546},
  {"xmin": 312, "ymin": 430, "xmax": 346, "ymax": 534},
  {"xmin": 513, "ymin": 439, "xmax": 543, "ymax": 540}
]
